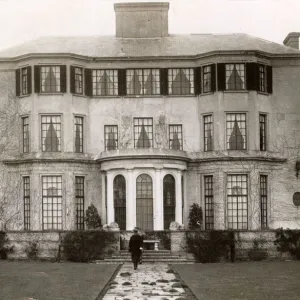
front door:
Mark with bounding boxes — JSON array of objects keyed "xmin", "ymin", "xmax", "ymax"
[{"xmin": 136, "ymin": 174, "xmax": 153, "ymax": 230}]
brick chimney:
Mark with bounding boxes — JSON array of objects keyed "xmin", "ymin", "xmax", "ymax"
[
  {"xmin": 283, "ymin": 32, "xmax": 300, "ymax": 49},
  {"xmin": 114, "ymin": 2, "xmax": 169, "ymax": 38}
]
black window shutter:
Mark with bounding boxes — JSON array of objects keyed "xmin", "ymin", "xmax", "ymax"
[
  {"xmin": 15, "ymin": 69, "xmax": 20, "ymax": 96},
  {"xmin": 211, "ymin": 64, "xmax": 216, "ymax": 92},
  {"xmin": 27, "ymin": 66, "xmax": 32, "ymax": 94},
  {"xmin": 70, "ymin": 66, "xmax": 75, "ymax": 94},
  {"xmin": 118, "ymin": 69, "xmax": 126, "ymax": 96},
  {"xmin": 160, "ymin": 68, "xmax": 168, "ymax": 95},
  {"xmin": 246, "ymin": 63, "xmax": 258, "ymax": 91},
  {"xmin": 34, "ymin": 65, "xmax": 40, "ymax": 93},
  {"xmin": 267, "ymin": 66, "xmax": 273, "ymax": 94},
  {"xmin": 84, "ymin": 68, "xmax": 92, "ymax": 97},
  {"xmin": 60, "ymin": 65, "xmax": 67, "ymax": 93},
  {"xmin": 194, "ymin": 67, "xmax": 201, "ymax": 95},
  {"xmin": 217, "ymin": 63, "xmax": 226, "ymax": 91}
]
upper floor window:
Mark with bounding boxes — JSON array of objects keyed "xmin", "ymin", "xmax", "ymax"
[
  {"xmin": 126, "ymin": 69, "xmax": 160, "ymax": 95},
  {"xmin": 21, "ymin": 68, "xmax": 28, "ymax": 95},
  {"xmin": 105, "ymin": 125, "xmax": 118, "ymax": 150},
  {"xmin": 226, "ymin": 113, "xmax": 247, "ymax": 150},
  {"xmin": 203, "ymin": 65, "xmax": 212, "ymax": 93},
  {"xmin": 41, "ymin": 66, "xmax": 61, "ymax": 93},
  {"xmin": 75, "ymin": 67, "xmax": 83, "ymax": 94},
  {"xmin": 204, "ymin": 115, "xmax": 213, "ymax": 151},
  {"xmin": 92, "ymin": 70, "xmax": 118, "ymax": 96},
  {"xmin": 168, "ymin": 68, "xmax": 194, "ymax": 95},
  {"xmin": 259, "ymin": 114, "xmax": 267, "ymax": 151},
  {"xmin": 41, "ymin": 115, "xmax": 61, "ymax": 152},
  {"xmin": 169, "ymin": 124, "xmax": 183, "ymax": 150},
  {"xmin": 74, "ymin": 116, "xmax": 83, "ymax": 153},
  {"xmin": 16, "ymin": 66, "xmax": 32, "ymax": 96},
  {"xmin": 134, "ymin": 118, "xmax": 153, "ymax": 148},
  {"xmin": 259, "ymin": 65, "xmax": 266, "ymax": 92},
  {"xmin": 225, "ymin": 64, "xmax": 245, "ymax": 90},
  {"xmin": 22, "ymin": 116, "xmax": 30, "ymax": 153}
]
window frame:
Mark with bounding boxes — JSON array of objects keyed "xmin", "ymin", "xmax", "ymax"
[
  {"xmin": 75, "ymin": 176, "xmax": 85, "ymax": 230},
  {"xmin": 21, "ymin": 67, "xmax": 29, "ymax": 95},
  {"xmin": 259, "ymin": 113, "xmax": 267, "ymax": 151},
  {"xmin": 22, "ymin": 116, "xmax": 30, "ymax": 153},
  {"xmin": 104, "ymin": 125, "xmax": 118, "ymax": 151},
  {"xmin": 204, "ymin": 175, "xmax": 214, "ymax": 230},
  {"xmin": 169, "ymin": 124, "xmax": 183, "ymax": 151},
  {"xmin": 258, "ymin": 65, "xmax": 267, "ymax": 93},
  {"xmin": 133, "ymin": 117, "xmax": 153, "ymax": 149},
  {"xmin": 74, "ymin": 116, "xmax": 84, "ymax": 153},
  {"xmin": 226, "ymin": 112, "xmax": 247, "ymax": 150},
  {"xmin": 40, "ymin": 65, "xmax": 62, "ymax": 93},
  {"xmin": 126, "ymin": 68, "xmax": 161, "ymax": 96},
  {"xmin": 225, "ymin": 63, "xmax": 246, "ymax": 91},
  {"xmin": 41, "ymin": 114, "xmax": 62, "ymax": 152},
  {"xmin": 74, "ymin": 67, "xmax": 83, "ymax": 95},
  {"xmin": 23, "ymin": 176, "xmax": 30, "ymax": 231},
  {"xmin": 92, "ymin": 69, "xmax": 119, "ymax": 96},
  {"xmin": 203, "ymin": 114, "xmax": 213, "ymax": 151},
  {"xmin": 202, "ymin": 65, "xmax": 212, "ymax": 93},
  {"xmin": 168, "ymin": 68, "xmax": 195, "ymax": 95},
  {"xmin": 260, "ymin": 175, "xmax": 268, "ymax": 229}
]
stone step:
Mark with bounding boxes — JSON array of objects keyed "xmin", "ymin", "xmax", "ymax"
[
  {"xmin": 94, "ymin": 260, "xmax": 196, "ymax": 264},
  {"xmin": 120, "ymin": 250, "xmax": 171, "ymax": 253},
  {"xmin": 108, "ymin": 255, "xmax": 183, "ymax": 259},
  {"xmin": 103, "ymin": 258, "xmax": 193, "ymax": 262}
]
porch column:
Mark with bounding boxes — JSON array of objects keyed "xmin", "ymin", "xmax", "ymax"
[
  {"xmin": 106, "ymin": 171, "xmax": 114, "ymax": 224},
  {"xmin": 126, "ymin": 168, "xmax": 135, "ymax": 230},
  {"xmin": 175, "ymin": 170, "xmax": 183, "ymax": 224},
  {"xmin": 154, "ymin": 168, "xmax": 163, "ymax": 230}
]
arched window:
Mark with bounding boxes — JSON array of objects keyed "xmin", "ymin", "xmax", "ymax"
[
  {"xmin": 113, "ymin": 175, "xmax": 126, "ymax": 230},
  {"xmin": 163, "ymin": 174, "xmax": 176, "ymax": 229},
  {"xmin": 136, "ymin": 174, "xmax": 153, "ymax": 230}
]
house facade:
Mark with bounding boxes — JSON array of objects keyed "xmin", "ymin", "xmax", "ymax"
[{"xmin": 0, "ymin": 2, "xmax": 300, "ymax": 232}]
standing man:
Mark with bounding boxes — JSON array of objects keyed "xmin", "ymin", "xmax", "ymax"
[{"xmin": 129, "ymin": 228, "xmax": 143, "ymax": 270}]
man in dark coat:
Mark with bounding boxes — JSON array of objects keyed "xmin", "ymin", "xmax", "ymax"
[{"xmin": 129, "ymin": 228, "xmax": 143, "ymax": 270}]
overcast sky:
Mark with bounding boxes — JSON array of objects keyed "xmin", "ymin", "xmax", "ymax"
[{"xmin": 0, "ymin": 0, "xmax": 299, "ymax": 51}]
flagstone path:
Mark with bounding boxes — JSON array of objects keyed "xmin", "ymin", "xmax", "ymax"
[{"xmin": 101, "ymin": 263, "xmax": 193, "ymax": 300}]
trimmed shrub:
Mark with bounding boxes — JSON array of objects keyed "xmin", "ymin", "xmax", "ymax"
[
  {"xmin": 188, "ymin": 203, "xmax": 203, "ymax": 230},
  {"xmin": 25, "ymin": 240, "xmax": 40, "ymax": 260},
  {"xmin": 84, "ymin": 204, "xmax": 102, "ymax": 229},
  {"xmin": 0, "ymin": 231, "xmax": 14, "ymax": 259},
  {"xmin": 186, "ymin": 230, "xmax": 235, "ymax": 263},
  {"xmin": 62, "ymin": 231, "xmax": 119, "ymax": 262},
  {"xmin": 274, "ymin": 228, "xmax": 300, "ymax": 259}
]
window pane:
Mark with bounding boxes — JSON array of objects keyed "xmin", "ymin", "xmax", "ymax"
[
  {"xmin": 169, "ymin": 125, "xmax": 183, "ymax": 150},
  {"xmin": 168, "ymin": 68, "xmax": 194, "ymax": 95},
  {"xmin": 226, "ymin": 113, "xmax": 247, "ymax": 150},
  {"xmin": 41, "ymin": 115, "xmax": 61, "ymax": 152},
  {"xmin": 105, "ymin": 125, "xmax": 118, "ymax": 150},
  {"xmin": 134, "ymin": 118, "xmax": 153, "ymax": 148},
  {"xmin": 41, "ymin": 66, "xmax": 61, "ymax": 93}
]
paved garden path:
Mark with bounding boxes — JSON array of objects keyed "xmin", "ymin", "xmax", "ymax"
[{"xmin": 102, "ymin": 263, "xmax": 191, "ymax": 300}]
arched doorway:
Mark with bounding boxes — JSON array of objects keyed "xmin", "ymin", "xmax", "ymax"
[
  {"xmin": 113, "ymin": 175, "xmax": 126, "ymax": 230},
  {"xmin": 163, "ymin": 174, "xmax": 176, "ymax": 229},
  {"xmin": 136, "ymin": 174, "xmax": 153, "ymax": 230}
]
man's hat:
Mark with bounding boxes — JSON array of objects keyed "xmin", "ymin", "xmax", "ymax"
[{"xmin": 133, "ymin": 228, "xmax": 138, "ymax": 232}]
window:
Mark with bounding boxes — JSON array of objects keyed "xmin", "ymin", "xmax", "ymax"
[
  {"xmin": 204, "ymin": 176, "xmax": 214, "ymax": 230},
  {"xmin": 74, "ymin": 117, "xmax": 83, "ymax": 153},
  {"xmin": 22, "ymin": 116, "xmax": 29, "ymax": 153},
  {"xmin": 204, "ymin": 115, "xmax": 213, "ymax": 151},
  {"xmin": 41, "ymin": 116, "xmax": 61, "ymax": 152},
  {"xmin": 114, "ymin": 175, "xmax": 126, "ymax": 230},
  {"xmin": 163, "ymin": 175, "xmax": 176, "ymax": 229},
  {"xmin": 226, "ymin": 113, "xmax": 247, "ymax": 150},
  {"xmin": 41, "ymin": 66, "xmax": 61, "ymax": 93},
  {"xmin": 126, "ymin": 69, "xmax": 160, "ymax": 95},
  {"xmin": 227, "ymin": 175, "xmax": 248, "ymax": 230},
  {"xmin": 225, "ymin": 64, "xmax": 245, "ymax": 90},
  {"xmin": 75, "ymin": 177, "xmax": 84, "ymax": 230},
  {"xmin": 203, "ymin": 65, "xmax": 212, "ymax": 93},
  {"xmin": 169, "ymin": 125, "xmax": 183, "ymax": 150},
  {"xmin": 260, "ymin": 175, "xmax": 268, "ymax": 229},
  {"xmin": 104, "ymin": 125, "xmax": 118, "ymax": 150},
  {"xmin": 42, "ymin": 176, "xmax": 62, "ymax": 230},
  {"xmin": 23, "ymin": 177, "xmax": 30, "ymax": 230},
  {"xmin": 75, "ymin": 67, "xmax": 83, "ymax": 94},
  {"xmin": 21, "ymin": 67, "xmax": 28, "ymax": 95},
  {"xmin": 134, "ymin": 118, "xmax": 153, "ymax": 148},
  {"xmin": 259, "ymin": 65, "xmax": 266, "ymax": 92},
  {"xmin": 168, "ymin": 68, "xmax": 194, "ymax": 95},
  {"xmin": 92, "ymin": 70, "xmax": 118, "ymax": 96},
  {"xmin": 136, "ymin": 174, "xmax": 153, "ymax": 230},
  {"xmin": 259, "ymin": 114, "xmax": 267, "ymax": 151}
]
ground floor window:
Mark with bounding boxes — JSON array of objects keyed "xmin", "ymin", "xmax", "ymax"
[
  {"xmin": 114, "ymin": 175, "xmax": 126, "ymax": 230},
  {"xmin": 204, "ymin": 175, "xmax": 214, "ymax": 230},
  {"xmin": 42, "ymin": 176, "xmax": 62, "ymax": 230},
  {"xmin": 260, "ymin": 175, "xmax": 268, "ymax": 229},
  {"xmin": 227, "ymin": 174, "xmax": 248, "ymax": 230},
  {"xmin": 163, "ymin": 174, "xmax": 176, "ymax": 229},
  {"xmin": 75, "ymin": 176, "xmax": 84, "ymax": 230},
  {"xmin": 23, "ymin": 176, "xmax": 30, "ymax": 230}
]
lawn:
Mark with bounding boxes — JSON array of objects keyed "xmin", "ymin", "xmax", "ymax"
[
  {"xmin": 0, "ymin": 261, "xmax": 119, "ymax": 300},
  {"xmin": 173, "ymin": 261, "xmax": 300, "ymax": 300}
]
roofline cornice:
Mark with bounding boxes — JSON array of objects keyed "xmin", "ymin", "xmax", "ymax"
[{"xmin": 0, "ymin": 50, "xmax": 300, "ymax": 63}]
